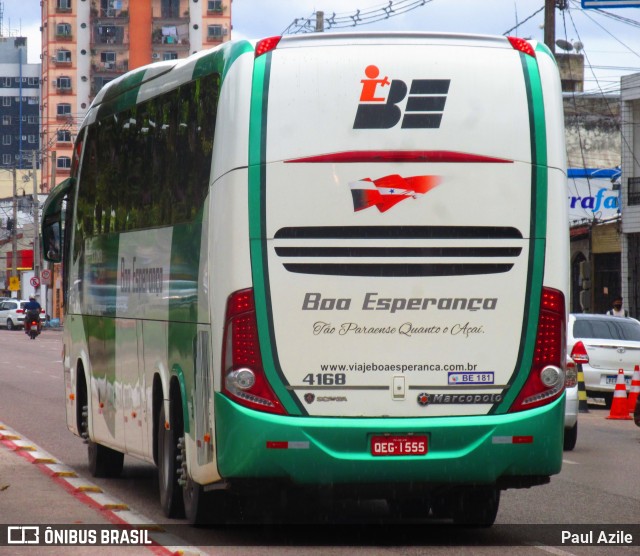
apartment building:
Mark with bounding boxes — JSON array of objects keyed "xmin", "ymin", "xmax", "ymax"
[
  {"xmin": 620, "ymin": 72, "xmax": 640, "ymax": 317},
  {"xmin": 0, "ymin": 36, "xmax": 40, "ymax": 175},
  {"xmin": 40, "ymin": 0, "xmax": 231, "ymax": 192}
]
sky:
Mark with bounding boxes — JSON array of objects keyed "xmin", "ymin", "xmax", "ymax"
[{"xmin": 3, "ymin": 0, "xmax": 640, "ymax": 93}]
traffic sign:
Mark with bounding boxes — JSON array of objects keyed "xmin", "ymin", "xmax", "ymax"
[
  {"xmin": 41, "ymin": 269, "xmax": 51, "ymax": 281},
  {"xmin": 30, "ymin": 277, "xmax": 41, "ymax": 288},
  {"xmin": 9, "ymin": 276, "xmax": 20, "ymax": 291}
]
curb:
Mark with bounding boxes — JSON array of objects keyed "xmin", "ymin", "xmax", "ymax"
[{"xmin": 0, "ymin": 422, "xmax": 207, "ymax": 556}]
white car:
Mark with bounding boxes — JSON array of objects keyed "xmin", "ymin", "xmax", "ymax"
[
  {"xmin": 567, "ymin": 313, "xmax": 640, "ymax": 408},
  {"xmin": 0, "ymin": 299, "xmax": 45, "ymax": 330},
  {"xmin": 564, "ymin": 357, "xmax": 579, "ymax": 451}
]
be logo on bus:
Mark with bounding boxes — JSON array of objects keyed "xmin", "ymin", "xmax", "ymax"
[{"xmin": 354, "ymin": 65, "xmax": 451, "ymax": 129}]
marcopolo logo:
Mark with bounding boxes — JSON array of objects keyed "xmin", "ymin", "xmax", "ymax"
[{"xmin": 354, "ymin": 65, "xmax": 451, "ymax": 129}]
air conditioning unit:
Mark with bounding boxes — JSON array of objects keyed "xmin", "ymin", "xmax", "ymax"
[
  {"xmin": 222, "ymin": 27, "xmax": 228, "ymax": 35},
  {"xmin": 152, "ymin": 53, "xmax": 159, "ymax": 59}
]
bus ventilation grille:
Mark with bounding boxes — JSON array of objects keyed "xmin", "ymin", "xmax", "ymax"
[{"xmin": 273, "ymin": 226, "xmax": 523, "ymax": 277}]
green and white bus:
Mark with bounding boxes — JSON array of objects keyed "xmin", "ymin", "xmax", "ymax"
[{"xmin": 42, "ymin": 32, "xmax": 569, "ymax": 525}]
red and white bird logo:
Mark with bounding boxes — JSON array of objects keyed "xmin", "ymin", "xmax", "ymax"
[{"xmin": 349, "ymin": 174, "xmax": 441, "ymax": 213}]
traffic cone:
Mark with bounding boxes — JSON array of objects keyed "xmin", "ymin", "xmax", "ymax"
[
  {"xmin": 577, "ymin": 363, "xmax": 590, "ymax": 413},
  {"xmin": 606, "ymin": 369, "xmax": 632, "ymax": 420},
  {"xmin": 628, "ymin": 365, "xmax": 640, "ymax": 414}
]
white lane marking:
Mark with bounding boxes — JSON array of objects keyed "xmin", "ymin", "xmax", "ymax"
[{"xmin": 562, "ymin": 459, "xmax": 579, "ymax": 465}]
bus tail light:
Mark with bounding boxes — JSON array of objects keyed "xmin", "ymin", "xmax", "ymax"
[
  {"xmin": 570, "ymin": 341, "xmax": 589, "ymax": 364},
  {"xmin": 222, "ymin": 289, "xmax": 286, "ymax": 415},
  {"xmin": 509, "ymin": 287, "xmax": 566, "ymax": 412},
  {"xmin": 508, "ymin": 36, "xmax": 536, "ymax": 58},
  {"xmin": 255, "ymin": 36, "xmax": 281, "ymax": 58}
]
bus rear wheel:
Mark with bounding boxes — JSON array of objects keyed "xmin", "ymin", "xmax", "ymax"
[
  {"xmin": 80, "ymin": 395, "xmax": 124, "ymax": 479},
  {"xmin": 158, "ymin": 403, "xmax": 185, "ymax": 518}
]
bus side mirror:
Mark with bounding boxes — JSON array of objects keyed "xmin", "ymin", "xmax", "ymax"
[
  {"xmin": 43, "ymin": 220, "xmax": 62, "ymax": 263},
  {"xmin": 41, "ymin": 177, "xmax": 74, "ymax": 265}
]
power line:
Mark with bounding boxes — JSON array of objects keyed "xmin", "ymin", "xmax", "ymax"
[{"xmin": 282, "ymin": 0, "xmax": 433, "ymax": 35}]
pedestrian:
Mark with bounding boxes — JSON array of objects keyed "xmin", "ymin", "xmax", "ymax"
[{"xmin": 606, "ymin": 296, "xmax": 628, "ymax": 317}]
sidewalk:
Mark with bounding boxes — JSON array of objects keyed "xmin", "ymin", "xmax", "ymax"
[{"xmin": 0, "ymin": 426, "xmax": 204, "ymax": 555}]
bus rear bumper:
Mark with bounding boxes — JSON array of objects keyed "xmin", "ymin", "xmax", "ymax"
[{"xmin": 214, "ymin": 393, "xmax": 564, "ymax": 489}]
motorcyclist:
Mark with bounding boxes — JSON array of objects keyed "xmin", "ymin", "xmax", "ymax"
[{"xmin": 23, "ymin": 295, "xmax": 42, "ymax": 333}]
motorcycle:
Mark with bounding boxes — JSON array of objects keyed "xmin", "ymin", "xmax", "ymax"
[{"xmin": 24, "ymin": 311, "xmax": 41, "ymax": 340}]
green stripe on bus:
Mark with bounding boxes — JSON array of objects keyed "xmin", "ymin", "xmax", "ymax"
[
  {"xmin": 493, "ymin": 52, "xmax": 548, "ymax": 413},
  {"xmin": 193, "ymin": 41, "xmax": 254, "ymax": 82},
  {"xmin": 248, "ymin": 52, "xmax": 304, "ymax": 416}
]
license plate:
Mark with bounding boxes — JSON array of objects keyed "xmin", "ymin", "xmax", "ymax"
[
  {"xmin": 605, "ymin": 375, "xmax": 631, "ymax": 386},
  {"xmin": 371, "ymin": 435, "xmax": 428, "ymax": 456}
]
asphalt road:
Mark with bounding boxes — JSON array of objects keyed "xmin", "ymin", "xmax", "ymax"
[{"xmin": 1, "ymin": 327, "xmax": 639, "ymax": 555}]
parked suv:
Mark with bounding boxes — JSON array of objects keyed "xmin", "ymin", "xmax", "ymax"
[{"xmin": 0, "ymin": 299, "xmax": 45, "ymax": 330}]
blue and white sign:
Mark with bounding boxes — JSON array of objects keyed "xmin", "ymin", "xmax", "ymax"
[
  {"xmin": 568, "ymin": 177, "xmax": 620, "ymax": 224},
  {"xmin": 582, "ymin": 1, "xmax": 640, "ymax": 8}
]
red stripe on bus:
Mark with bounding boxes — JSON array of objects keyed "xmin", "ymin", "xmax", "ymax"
[{"xmin": 284, "ymin": 151, "xmax": 513, "ymax": 164}]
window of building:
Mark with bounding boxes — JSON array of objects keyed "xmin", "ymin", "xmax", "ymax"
[
  {"xmin": 56, "ymin": 23, "xmax": 72, "ymax": 37},
  {"xmin": 57, "ymin": 130, "xmax": 72, "ymax": 142},
  {"xmin": 28, "ymin": 77, "xmax": 39, "ymax": 86},
  {"xmin": 28, "ymin": 135, "xmax": 36, "ymax": 144},
  {"xmin": 57, "ymin": 103, "xmax": 72, "ymax": 117},
  {"xmin": 98, "ymin": 25, "xmax": 117, "ymax": 44},
  {"xmin": 56, "ymin": 76, "xmax": 72, "ymax": 90},
  {"xmin": 163, "ymin": 52, "xmax": 178, "ymax": 61},
  {"xmin": 57, "ymin": 156, "xmax": 72, "ymax": 169},
  {"xmin": 2, "ymin": 135, "xmax": 11, "ymax": 145},
  {"xmin": 28, "ymin": 115, "xmax": 37, "ymax": 124},
  {"xmin": 57, "ymin": 49, "xmax": 72, "ymax": 63},
  {"xmin": 207, "ymin": 25, "xmax": 223, "ymax": 40},
  {"xmin": 3, "ymin": 77, "xmax": 10, "ymax": 87},
  {"xmin": 28, "ymin": 97, "xmax": 38, "ymax": 105},
  {"xmin": 2, "ymin": 115, "xmax": 10, "ymax": 125},
  {"xmin": 208, "ymin": 0, "xmax": 223, "ymax": 12},
  {"xmin": 100, "ymin": 51, "xmax": 116, "ymax": 68},
  {"xmin": 2, "ymin": 97, "xmax": 10, "ymax": 107},
  {"xmin": 57, "ymin": 0, "xmax": 72, "ymax": 10},
  {"xmin": 629, "ymin": 177, "xmax": 640, "ymax": 206},
  {"xmin": 2, "ymin": 154, "xmax": 11, "ymax": 165}
]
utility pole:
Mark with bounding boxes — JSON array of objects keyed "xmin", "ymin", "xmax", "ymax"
[
  {"xmin": 544, "ymin": 0, "xmax": 556, "ymax": 54},
  {"xmin": 51, "ymin": 151, "xmax": 56, "ymax": 190},
  {"xmin": 32, "ymin": 151, "xmax": 40, "ymax": 282},
  {"xmin": 11, "ymin": 166, "xmax": 18, "ymax": 296},
  {"xmin": 315, "ymin": 11, "xmax": 324, "ymax": 32}
]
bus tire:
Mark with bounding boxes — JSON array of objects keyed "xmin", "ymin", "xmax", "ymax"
[
  {"xmin": 563, "ymin": 422, "xmax": 578, "ymax": 451},
  {"xmin": 158, "ymin": 403, "xmax": 185, "ymax": 518},
  {"xmin": 452, "ymin": 487, "xmax": 500, "ymax": 527}
]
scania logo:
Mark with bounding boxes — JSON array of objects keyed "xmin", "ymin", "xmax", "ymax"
[
  {"xmin": 304, "ymin": 393, "xmax": 315, "ymax": 404},
  {"xmin": 354, "ymin": 65, "xmax": 450, "ymax": 130}
]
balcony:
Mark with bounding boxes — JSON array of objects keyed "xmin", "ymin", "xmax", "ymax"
[
  {"xmin": 91, "ymin": 7, "xmax": 129, "ymax": 19},
  {"xmin": 91, "ymin": 60, "xmax": 129, "ymax": 74},
  {"xmin": 152, "ymin": 25, "xmax": 190, "ymax": 48}
]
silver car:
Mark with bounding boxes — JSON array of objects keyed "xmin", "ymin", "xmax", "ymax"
[{"xmin": 568, "ymin": 313, "xmax": 640, "ymax": 407}]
